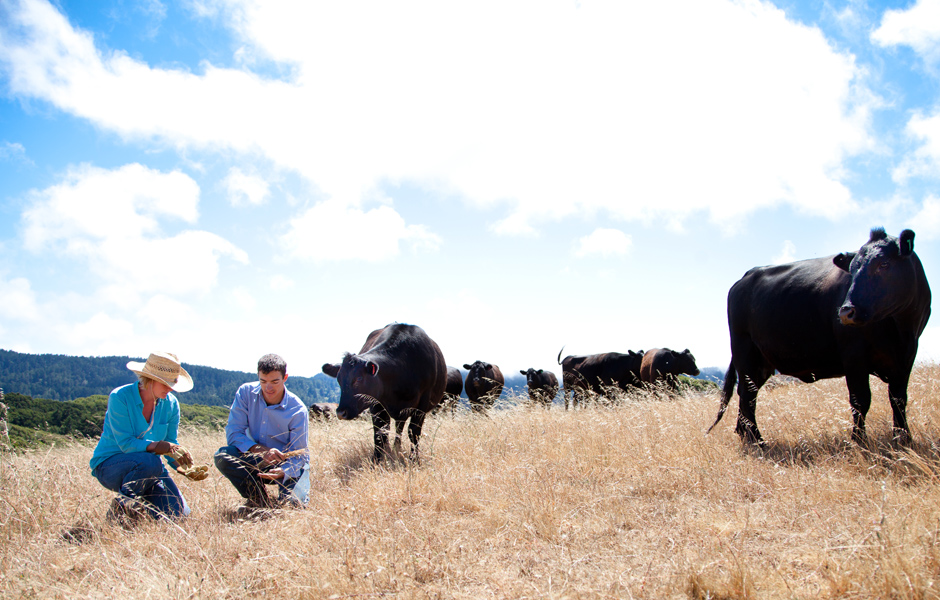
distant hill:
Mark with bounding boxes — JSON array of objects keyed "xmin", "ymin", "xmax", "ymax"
[{"xmin": 0, "ymin": 349, "xmax": 339, "ymax": 407}]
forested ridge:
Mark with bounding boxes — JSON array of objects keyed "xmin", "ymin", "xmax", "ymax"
[{"xmin": 0, "ymin": 349, "xmax": 339, "ymax": 407}]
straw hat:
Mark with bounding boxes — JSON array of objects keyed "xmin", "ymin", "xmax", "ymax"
[{"xmin": 127, "ymin": 352, "xmax": 193, "ymax": 393}]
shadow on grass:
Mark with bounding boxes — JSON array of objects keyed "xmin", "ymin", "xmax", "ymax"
[{"xmin": 740, "ymin": 430, "xmax": 940, "ymax": 484}]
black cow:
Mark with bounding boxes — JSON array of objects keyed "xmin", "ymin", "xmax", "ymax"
[
  {"xmin": 640, "ymin": 348, "xmax": 700, "ymax": 391},
  {"xmin": 462, "ymin": 361, "xmax": 504, "ymax": 412},
  {"xmin": 556, "ymin": 348, "xmax": 645, "ymax": 409},
  {"xmin": 308, "ymin": 403, "xmax": 336, "ymax": 421},
  {"xmin": 322, "ymin": 323, "xmax": 447, "ymax": 461},
  {"xmin": 519, "ymin": 368, "xmax": 559, "ymax": 408},
  {"xmin": 709, "ymin": 228, "xmax": 931, "ymax": 445},
  {"xmin": 432, "ymin": 366, "xmax": 464, "ymax": 415}
]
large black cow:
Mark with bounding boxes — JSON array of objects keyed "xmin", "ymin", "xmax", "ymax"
[
  {"xmin": 462, "ymin": 361, "xmax": 504, "ymax": 412},
  {"xmin": 432, "ymin": 366, "xmax": 464, "ymax": 415},
  {"xmin": 640, "ymin": 348, "xmax": 700, "ymax": 390},
  {"xmin": 519, "ymin": 368, "xmax": 559, "ymax": 408},
  {"xmin": 709, "ymin": 228, "xmax": 931, "ymax": 445},
  {"xmin": 322, "ymin": 324, "xmax": 447, "ymax": 461},
  {"xmin": 556, "ymin": 348, "xmax": 645, "ymax": 409}
]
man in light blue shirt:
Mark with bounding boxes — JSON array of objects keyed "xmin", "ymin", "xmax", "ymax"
[{"xmin": 214, "ymin": 353, "xmax": 309, "ymax": 509}]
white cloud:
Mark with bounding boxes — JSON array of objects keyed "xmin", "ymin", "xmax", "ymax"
[
  {"xmin": 223, "ymin": 166, "xmax": 270, "ymax": 206},
  {"xmin": 892, "ymin": 109, "xmax": 940, "ymax": 182},
  {"xmin": 0, "ymin": 141, "xmax": 29, "ymax": 163},
  {"xmin": 872, "ymin": 0, "xmax": 940, "ymax": 64},
  {"xmin": 0, "ymin": 0, "xmax": 877, "ymax": 235},
  {"xmin": 20, "ymin": 163, "xmax": 248, "ymax": 297},
  {"xmin": 270, "ymin": 274, "xmax": 294, "ymax": 291},
  {"xmin": 0, "ymin": 276, "xmax": 41, "ymax": 321},
  {"xmin": 910, "ymin": 195, "xmax": 940, "ymax": 239},
  {"xmin": 283, "ymin": 199, "xmax": 441, "ymax": 262},
  {"xmin": 573, "ymin": 228, "xmax": 632, "ymax": 259},
  {"xmin": 772, "ymin": 240, "xmax": 797, "ymax": 264},
  {"xmin": 67, "ymin": 312, "xmax": 135, "ymax": 346}
]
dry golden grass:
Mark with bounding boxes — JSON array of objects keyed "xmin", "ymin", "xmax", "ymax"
[{"xmin": 3, "ymin": 363, "xmax": 940, "ymax": 599}]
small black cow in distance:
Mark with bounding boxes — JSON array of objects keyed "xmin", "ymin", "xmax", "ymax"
[
  {"xmin": 322, "ymin": 323, "xmax": 447, "ymax": 462},
  {"xmin": 308, "ymin": 403, "xmax": 336, "ymax": 421},
  {"xmin": 462, "ymin": 361, "xmax": 504, "ymax": 412},
  {"xmin": 709, "ymin": 228, "xmax": 931, "ymax": 445},
  {"xmin": 519, "ymin": 368, "xmax": 559, "ymax": 408},
  {"xmin": 640, "ymin": 348, "xmax": 700, "ymax": 391},
  {"xmin": 431, "ymin": 366, "xmax": 464, "ymax": 416},
  {"xmin": 557, "ymin": 348, "xmax": 645, "ymax": 409}
]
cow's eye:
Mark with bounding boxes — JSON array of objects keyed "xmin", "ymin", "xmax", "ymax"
[{"xmin": 879, "ymin": 260, "xmax": 890, "ymax": 271}]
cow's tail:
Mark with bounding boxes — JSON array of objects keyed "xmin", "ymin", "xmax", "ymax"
[
  {"xmin": 706, "ymin": 361, "xmax": 736, "ymax": 434},
  {"xmin": 557, "ymin": 346, "xmax": 566, "ymax": 365}
]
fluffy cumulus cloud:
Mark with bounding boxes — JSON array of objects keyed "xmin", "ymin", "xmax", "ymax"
[
  {"xmin": 284, "ymin": 199, "xmax": 441, "ymax": 262},
  {"xmin": 0, "ymin": 0, "xmax": 877, "ymax": 237},
  {"xmin": 872, "ymin": 0, "xmax": 940, "ymax": 64},
  {"xmin": 772, "ymin": 240, "xmax": 797, "ymax": 264},
  {"xmin": 574, "ymin": 228, "xmax": 632, "ymax": 259},
  {"xmin": 20, "ymin": 163, "xmax": 248, "ymax": 298},
  {"xmin": 223, "ymin": 167, "xmax": 270, "ymax": 206}
]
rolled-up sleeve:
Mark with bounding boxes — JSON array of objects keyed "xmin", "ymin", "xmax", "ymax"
[{"xmin": 106, "ymin": 390, "xmax": 151, "ymax": 455}]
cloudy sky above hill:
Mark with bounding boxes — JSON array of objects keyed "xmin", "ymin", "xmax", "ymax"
[{"xmin": 0, "ymin": 0, "xmax": 937, "ymax": 382}]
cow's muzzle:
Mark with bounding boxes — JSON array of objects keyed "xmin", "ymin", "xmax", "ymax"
[{"xmin": 839, "ymin": 304, "xmax": 861, "ymax": 326}]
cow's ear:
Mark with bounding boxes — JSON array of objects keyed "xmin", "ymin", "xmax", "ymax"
[
  {"xmin": 463, "ymin": 363, "xmax": 472, "ymax": 370},
  {"xmin": 833, "ymin": 252, "xmax": 855, "ymax": 272},
  {"xmin": 537, "ymin": 369, "xmax": 543, "ymax": 374},
  {"xmin": 683, "ymin": 349, "xmax": 691, "ymax": 355},
  {"xmin": 899, "ymin": 229, "xmax": 915, "ymax": 256},
  {"xmin": 366, "ymin": 361, "xmax": 380, "ymax": 376},
  {"xmin": 520, "ymin": 370, "xmax": 526, "ymax": 376},
  {"xmin": 321, "ymin": 363, "xmax": 341, "ymax": 378}
]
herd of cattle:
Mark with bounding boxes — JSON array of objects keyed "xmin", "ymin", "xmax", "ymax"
[{"xmin": 319, "ymin": 228, "xmax": 931, "ymax": 462}]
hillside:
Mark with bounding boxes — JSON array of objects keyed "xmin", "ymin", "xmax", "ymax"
[
  {"xmin": 2, "ymin": 363, "xmax": 939, "ymax": 598},
  {"xmin": 0, "ymin": 349, "xmax": 339, "ymax": 407}
]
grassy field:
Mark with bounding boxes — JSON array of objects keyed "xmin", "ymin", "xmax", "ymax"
[{"xmin": 2, "ymin": 364, "xmax": 940, "ymax": 599}]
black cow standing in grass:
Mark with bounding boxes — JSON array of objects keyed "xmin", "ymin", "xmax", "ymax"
[
  {"xmin": 709, "ymin": 228, "xmax": 931, "ymax": 445},
  {"xmin": 557, "ymin": 348, "xmax": 645, "ymax": 409},
  {"xmin": 432, "ymin": 366, "xmax": 464, "ymax": 415},
  {"xmin": 322, "ymin": 323, "xmax": 447, "ymax": 462},
  {"xmin": 463, "ymin": 361, "xmax": 504, "ymax": 412},
  {"xmin": 519, "ymin": 368, "xmax": 559, "ymax": 408},
  {"xmin": 640, "ymin": 348, "xmax": 700, "ymax": 391}
]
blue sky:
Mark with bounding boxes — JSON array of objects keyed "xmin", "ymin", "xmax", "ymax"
[{"xmin": 0, "ymin": 0, "xmax": 938, "ymax": 380}]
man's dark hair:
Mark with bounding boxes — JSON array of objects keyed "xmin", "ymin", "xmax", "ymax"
[{"xmin": 258, "ymin": 354, "xmax": 287, "ymax": 377}]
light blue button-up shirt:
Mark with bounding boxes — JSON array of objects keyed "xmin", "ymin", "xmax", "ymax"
[
  {"xmin": 90, "ymin": 382, "xmax": 182, "ymax": 473},
  {"xmin": 225, "ymin": 382, "xmax": 309, "ymax": 480}
]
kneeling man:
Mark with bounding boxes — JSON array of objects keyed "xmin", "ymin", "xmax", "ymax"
[{"xmin": 215, "ymin": 354, "xmax": 309, "ymax": 508}]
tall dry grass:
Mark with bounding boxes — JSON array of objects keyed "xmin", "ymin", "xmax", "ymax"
[{"xmin": 2, "ymin": 364, "xmax": 940, "ymax": 599}]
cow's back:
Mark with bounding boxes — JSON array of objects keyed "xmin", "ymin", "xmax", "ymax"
[
  {"xmin": 362, "ymin": 324, "xmax": 447, "ymax": 415},
  {"xmin": 729, "ymin": 257, "xmax": 851, "ymax": 380}
]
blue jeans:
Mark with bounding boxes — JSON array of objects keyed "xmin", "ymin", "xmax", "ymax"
[
  {"xmin": 93, "ymin": 452, "xmax": 188, "ymax": 519},
  {"xmin": 214, "ymin": 445, "xmax": 308, "ymax": 505}
]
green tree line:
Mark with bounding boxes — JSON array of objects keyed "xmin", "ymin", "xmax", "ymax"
[
  {"xmin": 1, "ymin": 391, "xmax": 231, "ymax": 449},
  {"xmin": 0, "ymin": 349, "xmax": 339, "ymax": 407}
]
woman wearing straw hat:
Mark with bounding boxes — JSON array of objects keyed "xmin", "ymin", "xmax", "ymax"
[{"xmin": 90, "ymin": 351, "xmax": 202, "ymax": 524}]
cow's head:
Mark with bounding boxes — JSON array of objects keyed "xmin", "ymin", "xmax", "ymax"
[
  {"xmin": 520, "ymin": 368, "xmax": 543, "ymax": 386},
  {"xmin": 330, "ymin": 353, "xmax": 383, "ymax": 420},
  {"xmin": 834, "ymin": 228, "xmax": 919, "ymax": 326},
  {"xmin": 464, "ymin": 361, "xmax": 494, "ymax": 382},
  {"xmin": 672, "ymin": 349, "xmax": 700, "ymax": 376}
]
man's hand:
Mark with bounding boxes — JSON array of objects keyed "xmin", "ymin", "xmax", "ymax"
[
  {"xmin": 248, "ymin": 444, "xmax": 286, "ymax": 468},
  {"xmin": 258, "ymin": 468, "xmax": 285, "ymax": 481}
]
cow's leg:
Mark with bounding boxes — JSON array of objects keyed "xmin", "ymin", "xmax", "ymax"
[
  {"xmin": 887, "ymin": 369, "xmax": 913, "ymax": 444},
  {"xmin": 371, "ymin": 408, "xmax": 392, "ymax": 462},
  {"xmin": 844, "ymin": 372, "xmax": 872, "ymax": 444},
  {"xmin": 734, "ymin": 367, "xmax": 772, "ymax": 445},
  {"xmin": 407, "ymin": 412, "xmax": 426, "ymax": 463},
  {"xmin": 393, "ymin": 418, "xmax": 407, "ymax": 456}
]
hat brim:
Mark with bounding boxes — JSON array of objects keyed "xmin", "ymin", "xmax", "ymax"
[{"xmin": 127, "ymin": 361, "xmax": 194, "ymax": 393}]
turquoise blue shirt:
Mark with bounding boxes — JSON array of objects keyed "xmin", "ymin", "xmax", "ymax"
[
  {"xmin": 225, "ymin": 382, "xmax": 309, "ymax": 480},
  {"xmin": 89, "ymin": 382, "xmax": 182, "ymax": 473}
]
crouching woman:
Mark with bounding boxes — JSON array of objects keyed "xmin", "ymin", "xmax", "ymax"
[{"xmin": 90, "ymin": 352, "xmax": 199, "ymax": 523}]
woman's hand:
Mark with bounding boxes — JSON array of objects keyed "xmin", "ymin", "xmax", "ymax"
[{"xmin": 147, "ymin": 441, "xmax": 193, "ymax": 468}]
